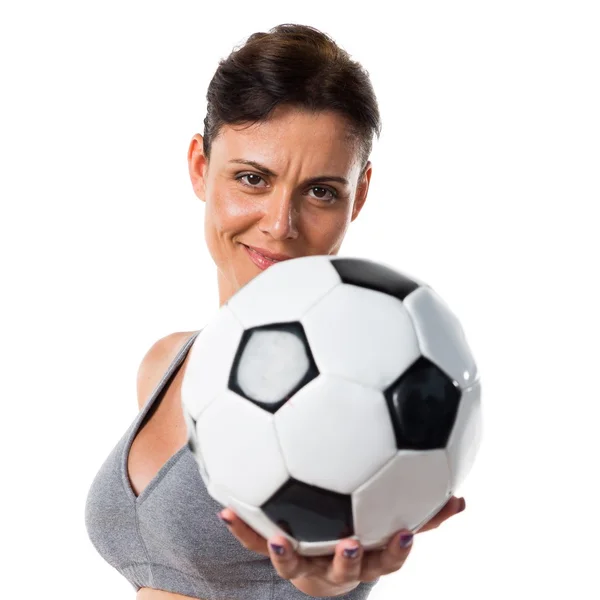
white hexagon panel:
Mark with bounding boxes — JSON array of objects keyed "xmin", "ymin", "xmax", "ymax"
[
  {"xmin": 194, "ymin": 389, "xmax": 289, "ymax": 507},
  {"xmin": 301, "ymin": 283, "xmax": 421, "ymax": 390},
  {"xmin": 273, "ymin": 375, "xmax": 397, "ymax": 494},
  {"xmin": 181, "ymin": 306, "xmax": 244, "ymax": 420},
  {"xmin": 403, "ymin": 285, "xmax": 479, "ymax": 388},
  {"xmin": 446, "ymin": 380, "xmax": 483, "ymax": 492},
  {"xmin": 352, "ymin": 450, "xmax": 451, "ymax": 547},
  {"xmin": 226, "ymin": 255, "xmax": 342, "ymax": 329}
]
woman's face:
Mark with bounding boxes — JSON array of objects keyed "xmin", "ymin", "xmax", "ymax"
[{"xmin": 188, "ymin": 104, "xmax": 372, "ymax": 305}]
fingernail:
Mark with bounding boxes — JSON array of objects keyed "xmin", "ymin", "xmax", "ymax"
[
  {"xmin": 270, "ymin": 543, "xmax": 285, "ymax": 556},
  {"xmin": 218, "ymin": 512, "xmax": 232, "ymax": 526},
  {"xmin": 343, "ymin": 545, "xmax": 360, "ymax": 559},
  {"xmin": 459, "ymin": 498, "xmax": 466, "ymax": 513},
  {"xmin": 399, "ymin": 533, "xmax": 413, "ymax": 548}
]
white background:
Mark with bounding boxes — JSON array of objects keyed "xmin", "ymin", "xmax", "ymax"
[{"xmin": 1, "ymin": 1, "xmax": 598, "ymax": 598}]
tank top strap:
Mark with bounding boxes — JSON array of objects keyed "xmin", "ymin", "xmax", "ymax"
[
  {"xmin": 147, "ymin": 330, "xmax": 201, "ymax": 405},
  {"xmin": 132, "ymin": 330, "xmax": 202, "ymax": 432}
]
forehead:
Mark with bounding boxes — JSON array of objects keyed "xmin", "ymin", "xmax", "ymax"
[{"xmin": 212, "ymin": 106, "xmax": 360, "ymax": 172}]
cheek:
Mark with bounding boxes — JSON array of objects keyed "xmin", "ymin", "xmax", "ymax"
[
  {"xmin": 209, "ymin": 189, "xmax": 257, "ymax": 235},
  {"xmin": 303, "ymin": 207, "xmax": 352, "ymax": 251},
  {"xmin": 203, "ymin": 188, "xmax": 259, "ymax": 273}
]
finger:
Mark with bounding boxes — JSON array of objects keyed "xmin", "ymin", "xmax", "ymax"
[
  {"xmin": 323, "ymin": 539, "xmax": 364, "ymax": 585},
  {"xmin": 417, "ymin": 496, "xmax": 466, "ymax": 533},
  {"xmin": 218, "ymin": 509, "xmax": 269, "ymax": 555},
  {"xmin": 360, "ymin": 529, "xmax": 413, "ymax": 581},
  {"xmin": 266, "ymin": 536, "xmax": 316, "ymax": 581}
]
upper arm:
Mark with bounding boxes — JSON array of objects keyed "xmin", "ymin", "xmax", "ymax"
[{"xmin": 136, "ymin": 331, "xmax": 198, "ymax": 410}]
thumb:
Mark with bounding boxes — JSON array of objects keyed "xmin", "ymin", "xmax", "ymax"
[{"xmin": 417, "ymin": 496, "xmax": 466, "ymax": 533}]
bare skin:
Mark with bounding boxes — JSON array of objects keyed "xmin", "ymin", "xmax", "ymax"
[{"xmin": 131, "ymin": 106, "xmax": 466, "ymax": 599}]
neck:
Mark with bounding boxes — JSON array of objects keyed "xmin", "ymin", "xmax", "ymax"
[{"xmin": 217, "ymin": 269, "xmax": 236, "ymax": 307}]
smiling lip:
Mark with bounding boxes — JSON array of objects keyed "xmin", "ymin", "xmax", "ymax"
[
  {"xmin": 242, "ymin": 244, "xmax": 293, "ymax": 261},
  {"xmin": 241, "ymin": 244, "xmax": 294, "ymax": 271}
]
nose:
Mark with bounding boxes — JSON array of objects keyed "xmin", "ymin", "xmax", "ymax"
[{"xmin": 257, "ymin": 188, "xmax": 299, "ymax": 240}]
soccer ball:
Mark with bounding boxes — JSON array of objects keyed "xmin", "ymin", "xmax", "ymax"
[{"xmin": 181, "ymin": 255, "xmax": 482, "ymax": 556}]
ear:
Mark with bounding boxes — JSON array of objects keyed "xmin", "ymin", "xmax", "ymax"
[
  {"xmin": 188, "ymin": 134, "xmax": 208, "ymax": 202},
  {"xmin": 351, "ymin": 161, "xmax": 372, "ymax": 222}
]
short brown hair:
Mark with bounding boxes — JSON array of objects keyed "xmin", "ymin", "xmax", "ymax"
[{"xmin": 203, "ymin": 23, "xmax": 381, "ymax": 180}]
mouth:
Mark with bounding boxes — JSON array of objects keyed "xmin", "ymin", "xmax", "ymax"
[{"xmin": 241, "ymin": 244, "xmax": 291, "ymax": 270}]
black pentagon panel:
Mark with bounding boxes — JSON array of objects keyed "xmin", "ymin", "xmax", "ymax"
[
  {"xmin": 331, "ymin": 257, "xmax": 421, "ymax": 302},
  {"xmin": 186, "ymin": 415, "xmax": 198, "ymax": 454},
  {"xmin": 228, "ymin": 321, "xmax": 319, "ymax": 414},
  {"xmin": 384, "ymin": 356, "xmax": 461, "ymax": 450},
  {"xmin": 262, "ymin": 477, "xmax": 354, "ymax": 543},
  {"xmin": 186, "ymin": 414, "xmax": 212, "ymax": 482}
]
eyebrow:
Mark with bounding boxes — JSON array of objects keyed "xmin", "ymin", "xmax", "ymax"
[{"xmin": 228, "ymin": 159, "xmax": 350, "ymax": 187}]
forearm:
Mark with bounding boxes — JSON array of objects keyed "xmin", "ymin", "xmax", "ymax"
[{"xmin": 291, "ymin": 575, "xmax": 360, "ymax": 598}]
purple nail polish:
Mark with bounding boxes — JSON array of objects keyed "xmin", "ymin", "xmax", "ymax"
[
  {"xmin": 270, "ymin": 543, "xmax": 285, "ymax": 556},
  {"xmin": 343, "ymin": 546, "xmax": 360, "ymax": 559},
  {"xmin": 399, "ymin": 533, "xmax": 413, "ymax": 548}
]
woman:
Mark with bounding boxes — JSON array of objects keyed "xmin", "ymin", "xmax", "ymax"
[{"xmin": 85, "ymin": 23, "xmax": 466, "ymax": 600}]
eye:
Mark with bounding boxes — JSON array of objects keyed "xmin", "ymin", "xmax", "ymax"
[
  {"xmin": 308, "ymin": 186, "xmax": 338, "ymax": 203},
  {"xmin": 236, "ymin": 173, "xmax": 339, "ymax": 204},
  {"xmin": 237, "ymin": 173, "xmax": 267, "ymax": 188}
]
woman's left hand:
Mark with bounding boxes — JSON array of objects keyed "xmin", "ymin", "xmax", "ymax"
[{"xmin": 218, "ymin": 495, "xmax": 466, "ymax": 597}]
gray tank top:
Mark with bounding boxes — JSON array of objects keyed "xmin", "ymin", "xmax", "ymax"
[{"xmin": 84, "ymin": 330, "xmax": 379, "ymax": 599}]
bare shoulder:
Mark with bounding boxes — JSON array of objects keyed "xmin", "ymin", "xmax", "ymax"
[{"xmin": 136, "ymin": 330, "xmax": 198, "ymax": 410}]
